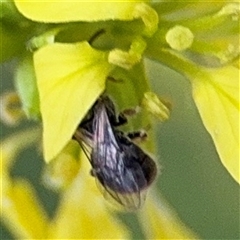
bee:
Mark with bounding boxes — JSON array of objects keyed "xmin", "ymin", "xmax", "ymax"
[{"xmin": 73, "ymin": 95, "xmax": 157, "ymax": 210}]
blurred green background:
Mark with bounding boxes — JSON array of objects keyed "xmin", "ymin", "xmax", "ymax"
[{"xmin": 1, "ymin": 59, "xmax": 239, "ymax": 239}]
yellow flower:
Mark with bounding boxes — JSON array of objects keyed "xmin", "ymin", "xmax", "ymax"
[
  {"xmin": 146, "ymin": 45, "xmax": 239, "ymax": 184},
  {"xmin": 2, "ymin": 2, "xmax": 237, "ymax": 239},
  {"xmin": 1, "ymin": 128, "xmax": 48, "ymax": 239},
  {"xmin": 34, "ymin": 42, "xmax": 112, "ymax": 162},
  {"xmin": 1, "ymin": 130, "xmax": 198, "ymax": 239},
  {"xmin": 139, "ymin": 193, "xmax": 197, "ymax": 239},
  {"xmin": 48, "ymin": 151, "xmax": 130, "ymax": 239},
  {"xmin": 14, "ymin": 1, "xmax": 147, "ymax": 22},
  {"xmin": 190, "ymin": 65, "xmax": 239, "ymax": 183},
  {"xmin": 2, "ymin": 179, "xmax": 49, "ymax": 239},
  {"xmin": 1, "ymin": 130, "xmax": 130, "ymax": 239},
  {"xmin": 14, "ymin": 1, "xmax": 158, "ymax": 36},
  {"xmin": 12, "ymin": 1, "xmax": 158, "ymax": 162}
]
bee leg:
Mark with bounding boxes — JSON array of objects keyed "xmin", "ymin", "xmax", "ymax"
[
  {"xmin": 127, "ymin": 130, "xmax": 148, "ymax": 142},
  {"xmin": 114, "ymin": 106, "xmax": 141, "ymax": 127},
  {"xmin": 113, "ymin": 112, "xmax": 128, "ymax": 126}
]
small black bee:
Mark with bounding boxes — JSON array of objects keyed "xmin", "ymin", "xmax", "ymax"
[{"xmin": 73, "ymin": 95, "xmax": 157, "ymax": 210}]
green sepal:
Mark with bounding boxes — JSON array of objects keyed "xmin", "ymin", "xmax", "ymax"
[{"xmin": 14, "ymin": 54, "xmax": 40, "ymax": 119}]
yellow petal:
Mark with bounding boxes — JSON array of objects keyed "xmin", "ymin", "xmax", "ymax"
[
  {"xmin": 42, "ymin": 141, "xmax": 81, "ymax": 190},
  {"xmin": 14, "ymin": 0, "xmax": 145, "ymax": 22},
  {"xmin": 0, "ymin": 128, "xmax": 41, "ymax": 208},
  {"xmin": 34, "ymin": 42, "xmax": 112, "ymax": 162},
  {"xmin": 1, "ymin": 179, "xmax": 48, "ymax": 239},
  {"xmin": 191, "ymin": 66, "xmax": 239, "ymax": 183},
  {"xmin": 49, "ymin": 151, "xmax": 130, "ymax": 239},
  {"xmin": 139, "ymin": 193, "xmax": 197, "ymax": 239}
]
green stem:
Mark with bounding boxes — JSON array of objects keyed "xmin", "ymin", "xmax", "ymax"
[{"xmin": 145, "ymin": 45, "xmax": 200, "ymax": 80}]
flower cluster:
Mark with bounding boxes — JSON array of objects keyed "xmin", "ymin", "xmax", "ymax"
[{"xmin": 1, "ymin": 0, "xmax": 239, "ymax": 239}]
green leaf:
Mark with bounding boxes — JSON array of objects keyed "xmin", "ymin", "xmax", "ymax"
[
  {"xmin": 15, "ymin": 55, "xmax": 40, "ymax": 119},
  {"xmin": 34, "ymin": 42, "xmax": 112, "ymax": 162},
  {"xmin": 191, "ymin": 66, "xmax": 239, "ymax": 183}
]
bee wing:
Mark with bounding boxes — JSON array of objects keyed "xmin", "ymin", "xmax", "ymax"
[
  {"xmin": 92, "ymin": 104, "xmax": 147, "ymax": 210},
  {"xmin": 73, "ymin": 128, "xmax": 93, "ymax": 162},
  {"xmin": 95, "ymin": 176, "xmax": 147, "ymax": 210},
  {"xmin": 92, "ymin": 103, "xmax": 119, "ymax": 167}
]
